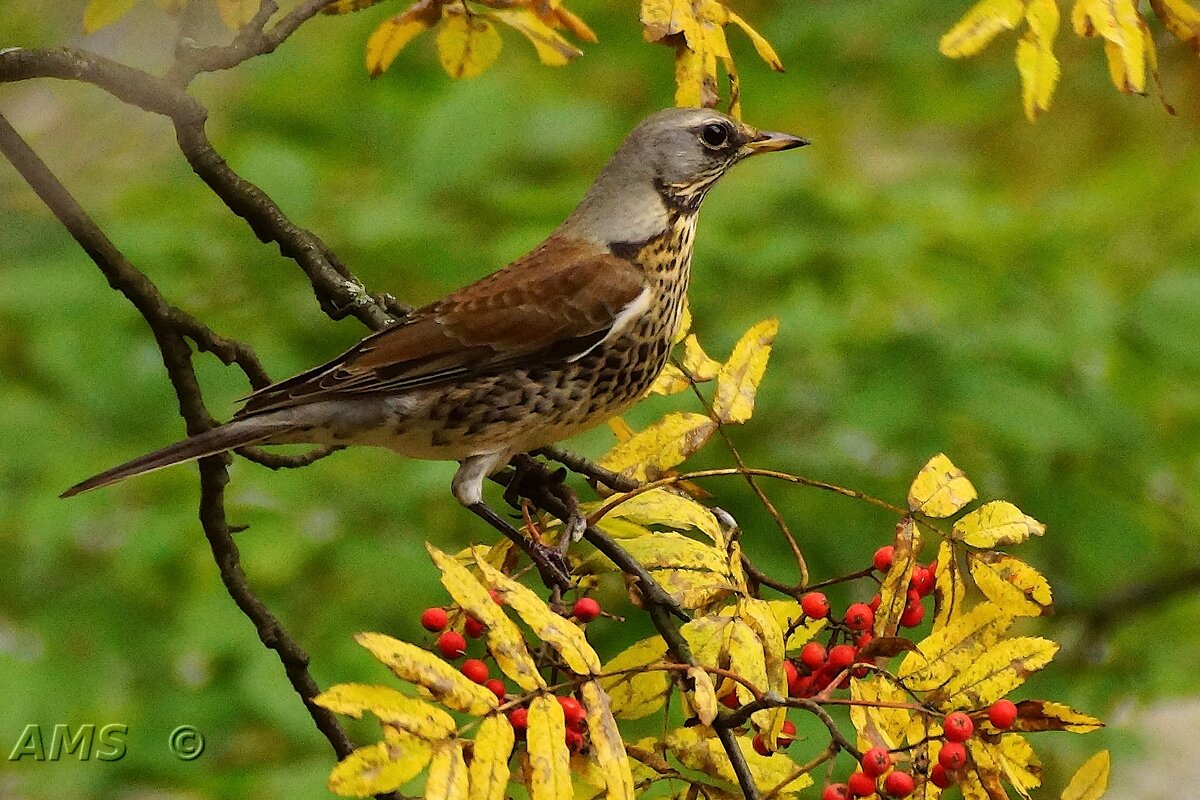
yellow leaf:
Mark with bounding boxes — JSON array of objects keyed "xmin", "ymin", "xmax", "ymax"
[
  {"xmin": 932, "ymin": 539, "xmax": 964, "ymax": 630},
  {"xmin": 427, "ymin": 545, "xmax": 546, "ymax": 692},
  {"xmin": 999, "ymin": 733, "xmax": 1043, "ymax": 798},
  {"xmin": 1015, "ymin": 0, "xmax": 1061, "ymax": 120},
  {"xmin": 82, "ymin": 0, "xmax": 140, "ymax": 34},
  {"xmin": 328, "ymin": 729, "xmax": 433, "ymax": 797},
  {"xmin": 968, "ymin": 551, "xmax": 1053, "ymax": 616},
  {"xmin": 763, "ymin": 599, "xmax": 827, "ymax": 653},
  {"xmin": 673, "ymin": 39, "xmax": 705, "ymax": 108},
  {"xmin": 468, "ymin": 714, "xmax": 514, "ymax": 800},
  {"xmin": 1004, "ymin": 700, "xmax": 1104, "ymax": 733},
  {"xmin": 712, "ymin": 318, "xmax": 779, "ymax": 424},
  {"xmin": 726, "ymin": 11, "xmax": 784, "ymax": 70},
  {"xmin": 1061, "ymin": 750, "xmax": 1111, "ymax": 800},
  {"xmin": 1075, "ymin": 0, "xmax": 1146, "ymax": 92},
  {"xmin": 739, "ymin": 598, "xmax": 788, "ymax": 742},
  {"xmin": 597, "ymin": 488, "xmax": 724, "ymax": 544},
  {"xmin": 215, "ymin": 0, "xmax": 258, "ymax": 30},
  {"xmin": 314, "ymin": 683, "xmax": 457, "ymax": 740},
  {"xmin": 544, "ymin": 5, "xmax": 597, "ymax": 43},
  {"xmin": 581, "ymin": 681, "xmax": 636, "ymax": 800},
  {"xmin": 682, "ymin": 615, "xmax": 733, "ymax": 670},
  {"xmin": 908, "ymin": 453, "xmax": 977, "ymax": 517},
  {"xmin": 355, "ymin": 632, "xmax": 498, "ymax": 715},
  {"xmin": 874, "ymin": 516, "xmax": 922, "ymax": 637},
  {"xmin": 597, "ymin": 412, "xmax": 717, "ymax": 480},
  {"xmin": 849, "ymin": 674, "xmax": 913, "ymax": 751},
  {"xmin": 527, "ymin": 694, "xmax": 573, "ymax": 800},
  {"xmin": 1151, "ymin": 0, "xmax": 1200, "ymax": 48},
  {"xmin": 437, "ymin": 10, "xmax": 503, "ymax": 80},
  {"xmin": 688, "ymin": 666, "xmax": 719, "ymax": 726},
  {"xmin": 675, "ymin": 299, "xmax": 693, "ymax": 343},
  {"xmin": 365, "ymin": 1, "xmax": 440, "ymax": 77},
  {"xmin": 933, "ymin": 636, "xmax": 1058, "ymax": 709},
  {"xmin": 592, "ymin": 516, "xmax": 655, "ymax": 540},
  {"xmin": 594, "ymin": 531, "xmax": 728, "ymax": 574},
  {"xmin": 647, "ymin": 363, "xmax": 692, "ymax": 395},
  {"xmin": 647, "ymin": 566, "xmax": 738, "ymax": 610},
  {"xmin": 681, "ymin": 334, "xmax": 723, "ymax": 380},
  {"xmin": 475, "ymin": 555, "xmax": 601, "ymax": 675},
  {"xmin": 665, "ymin": 727, "xmax": 813, "ymax": 794},
  {"xmin": 899, "ymin": 602, "xmax": 1014, "ymax": 693},
  {"xmin": 490, "ymin": 8, "xmax": 582, "ymax": 66},
  {"xmin": 425, "ymin": 740, "xmax": 470, "ymax": 800},
  {"xmin": 640, "ymin": 0, "xmax": 700, "ymax": 44},
  {"xmin": 724, "ymin": 618, "xmax": 768, "ymax": 710},
  {"xmin": 939, "ymin": 0, "xmax": 1027, "ymax": 57},
  {"xmin": 953, "ymin": 500, "xmax": 1046, "ymax": 547},
  {"xmin": 599, "ymin": 636, "xmax": 671, "ymax": 719}
]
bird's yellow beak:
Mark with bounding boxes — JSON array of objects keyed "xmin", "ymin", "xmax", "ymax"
[{"xmin": 743, "ymin": 129, "xmax": 810, "ymax": 154}]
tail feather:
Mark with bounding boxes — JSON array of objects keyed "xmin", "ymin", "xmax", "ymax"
[{"xmin": 61, "ymin": 418, "xmax": 292, "ymax": 498}]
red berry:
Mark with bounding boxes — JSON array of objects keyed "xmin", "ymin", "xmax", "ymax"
[
  {"xmin": 420, "ymin": 607, "xmax": 449, "ymax": 633},
  {"xmin": 778, "ymin": 720, "xmax": 797, "ymax": 747},
  {"xmin": 822, "ymin": 784, "xmax": 852, "ymax": 800},
  {"xmin": 720, "ymin": 691, "xmax": 740, "ymax": 709},
  {"xmin": 801, "ymin": 592, "xmax": 831, "ymax": 619},
  {"xmin": 791, "ymin": 674, "xmax": 815, "ymax": 697},
  {"xmin": 436, "ymin": 631, "xmax": 467, "ymax": 660},
  {"xmin": 938, "ymin": 741, "xmax": 967, "ymax": 771},
  {"xmin": 464, "ymin": 615, "xmax": 486, "ymax": 639},
  {"xmin": 847, "ymin": 771, "xmax": 877, "ymax": 797},
  {"xmin": 488, "ymin": 588, "xmax": 502, "ymax": 604},
  {"xmin": 800, "ymin": 642, "xmax": 827, "ymax": 671},
  {"xmin": 899, "ymin": 601, "xmax": 925, "ymax": 628},
  {"xmin": 860, "ymin": 746, "xmax": 892, "ymax": 778},
  {"xmin": 828, "ymin": 644, "xmax": 857, "ymax": 671},
  {"xmin": 572, "ymin": 597, "xmax": 602, "ymax": 622},
  {"xmin": 484, "ymin": 678, "xmax": 507, "ymax": 701},
  {"xmin": 460, "ymin": 658, "xmax": 489, "ymax": 684},
  {"xmin": 844, "ymin": 603, "xmax": 875, "ymax": 632},
  {"xmin": 909, "ymin": 566, "xmax": 935, "ymax": 596},
  {"xmin": 883, "ymin": 770, "xmax": 915, "ymax": 798},
  {"xmin": 873, "ymin": 545, "xmax": 895, "ymax": 572},
  {"xmin": 557, "ymin": 696, "xmax": 587, "ymax": 727},
  {"xmin": 943, "ymin": 711, "xmax": 974, "ymax": 742},
  {"xmin": 930, "ymin": 763, "xmax": 954, "ymax": 789},
  {"xmin": 988, "ymin": 699, "xmax": 1018, "ymax": 729},
  {"xmin": 565, "ymin": 729, "xmax": 585, "ymax": 753},
  {"xmin": 868, "ymin": 594, "xmax": 881, "ymax": 613},
  {"xmin": 752, "ymin": 734, "xmax": 770, "ymax": 756},
  {"xmin": 508, "ymin": 707, "xmax": 528, "ymax": 732},
  {"xmin": 855, "ymin": 633, "xmax": 874, "ymax": 651}
]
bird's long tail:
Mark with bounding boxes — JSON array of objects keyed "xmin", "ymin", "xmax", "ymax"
[{"xmin": 61, "ymin": 417, "xmax": 293, "ymax": 498}]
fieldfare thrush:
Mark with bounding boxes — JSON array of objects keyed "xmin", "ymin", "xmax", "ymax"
[{"xmin": 63, "ymin": 107, "xmax": 807, "ymax": 577}]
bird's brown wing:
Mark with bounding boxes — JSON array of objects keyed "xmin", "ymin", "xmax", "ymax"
[{"xmin": 238, "ymin": 235, "xmax": 646, "ymax": 415}]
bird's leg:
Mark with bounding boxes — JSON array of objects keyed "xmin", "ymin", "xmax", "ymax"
[
  {"xmin": 455, "ymin": 454, "xmax": 572, "ymax": 591},
  {"xmin": 508, "ymin": 454, "xmax": 585, "ymax": 549}
]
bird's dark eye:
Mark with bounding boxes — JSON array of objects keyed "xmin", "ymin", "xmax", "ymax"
[{"xmin": 700, "ymin": 122, "xmax": 731, "ymax": 149}]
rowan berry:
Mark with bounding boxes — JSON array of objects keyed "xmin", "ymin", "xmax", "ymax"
[
  {"xmin": 800, "ymin": 641, "xmax": 827, "ymax": 671},
  {"xmin": 484, "ymin": 678, "xmax": 507, "ymax": 701},
  {"xmin": 778, "ymin": 720, "xmax": 797, "ymax": 747},
  {"xmin": 420, "ymin": 607, "xmax": 449, "ymax": 633},
  {"xmin": 822, "ymin": 783, "xmax": 851, "ymax": 800},
  {"xmin": 752, "ymin": 734, "xmax": 770, "ymax": 756},
  {"xmin": 943, "ymin": 711, "xmax": 974, "ymax": 742},
  {"xmin": 557, "ymin": 695, "xmax": 587, "ymax": 728},
  {"xmin": 573, "ymin": 597, "xmax": 602, "ymax": 622},
  {"xmin": 899, "ymin": 601, "xmax": 925, "ymax": 628},
  {"xmin": 860, "ymin": 746, "xmax": 892, "ymax": 777},
  {"xmin": 847, "ymin": 770, "xmax": 877, "ymax": 797},
  {"xmin": 883, "ymin": 770, "xmax": 914, "ymax": 798},
  {"xmin": 464, "ymin": 615, "xmax": 486, "ymax": 638},
  {"xmin": 930, "ymin": 763, "xmax": 954, "ymax": 789},
  {"xmin": 873, "ymin": 545, "xmax": 895, "ymax": 572},
  {"xmin": 938, "ymin": 741, "xmax": 967, "ymax": 771},
  {"xmin": 508, "ymin": 707, "xmax": 528, "ymax": 732},
  {"xmin": 720, "ymin": 691, "xmax": 740, "ymax": 709},
  {"xmin": 909, "ymin": 566, "xmax": 935, "ymax": 596},
  {"xmin": 828, "ymin": 644, "xmax": 857, "ymax": 671},
  {"xmin": 460, "ymin": 658, "xmax": 489, "ymax": 684},
  {"xmin": 845, "ymin": 603, "xmax": 875, "ymax": 632},
  {"xmin": 988, "ymin": 699, "xmax": 1018, "ymax": 729},
  {"xmin": 436, "ymin": 631, "xmax": 467, "ymax": 660},
  {"xmin": 801, "ymin": 592, "xmax": 831, "ymax": 619},
  {"xmin": 565, "ymin": 729, "xmax": 585, "ymax": 753},
  {"xmin": 868, "ymin": 594, "xmax": 881, "ymax": 613}
]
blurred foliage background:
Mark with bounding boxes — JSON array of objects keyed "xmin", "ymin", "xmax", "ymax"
[{"xmin": 1, "ymin": 0, "xmax": 1198, "ymax": 797}]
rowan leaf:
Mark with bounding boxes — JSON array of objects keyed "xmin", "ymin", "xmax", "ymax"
[
  {"xmin": 648, "ymin": 566, "xmax": 738, "ymax": 610},
  {"xmin": 1015, "ymin": 0, "xmax": 1062, "ymax": 119},
  {"xmin": 82, "ymin": 0, "xmax": 140, "ymax": 33},
  {"xmin": 725, "ymin": 618, "xmax": 768, "ymax": 711},
  {"xmin": 968, "ymin": 551, "xmax": 1053, "ymax": 617},
  {"xmin": 647, "ymin": 363, "xmax": 691, "ymax": 395},
  {"xmin": 468, "ymin": 714, "xmax": 514, "ymax": 800},
  {"xmin": 427, "ymin": 545, "xmax": 545, "ymax": 692},
  {"xmin": 215, "ymin": 0, "xmax": 258, "ymax": 30},
  {"xmin": 680, "ymin": 334, "xmax": 723, "ymax": 380},
  {"xmin": 597, "ymin": 412, "xmax": 717, "ymax": 480},
  {"xmin": 598, "ymin": 530, "xmax": 728, "ymax": 574},
  {"xmin": 682, "ymin": 615, "xmax": 732, "ymax": 672},
  {"xmin": 1073, "ymin": 0, "xmax": 1146, "ymax": 93},
  {"xmin": 437, "ymin": 10, "xmax": 503, "ymax": 80},
  {"xmin": 1061, "ymin": 750, "xmax": 1111, "ymax": 800},
  {"xmin": 908, "ymin": 453, "xmax": 977, "ymax": 517},
  {"xmin": 712, "ymin": 318, "xmax": 779, "ymax": 424},
  {"xmin": 972, "ymin": 733, "xmax": 1042, "ymax": 800},
  {"xmin": 328, "ymin": 728, "xmax": 434, "ymax": 797},
  {"xmin": 673, "ymin": 39, "xmax": 706, "ymax": 107},
  {"xmin": 541, "ymin": 5, "xmax": 597, "ymax": 43},
  {"xmin": 875, "ymin": 516, "xmax": 922, "ymax": 637},
  {"xmin": 355, "ymin": 632, "xmax": 498, "ymax": 715},
  {"xmin": 932, "ymin": 636, "xmax": 1059, "ymax": 709},
  {"xmin": 640, "ymin": 0, "xmax": 699, "ymax": 44},
  {"xmin": 596, "ymin": 488, "xmax": 724, "ymax": 545},
  {"xmin": 599, "ymin": 636, "xmax": 670, "ymax": 719},
  {"xmin": 314, "ymin": 683, "xmax": 456, "ymax": 740},
  {"xmin": 726, "ymin": 11, "xmax": 784, "ymax": 70},
  {"xmin": 899, "ymin": 602, "xmax": 1014, "ymax": 693},
  {"xmin": 425, "ymin": 740, "xmax": 470, "ymax": 800},
  {"xmin": 1151, "ymin": 0, "xmax": 1200, "ymax": 50},
  {"xmin": 581, "ymin": 680, "xmax": 636, "ymax": 800},
  {"xmin": 739, "ymin": 598, "xmax": 788, "ymax": 742},
  {"xmin": 939, "ymin": 0, "xmax": 1027, "ymax": 57},
  {"xmin": 526, "ymin": 694, "xmax": 573, "ymax": 800},
  {"xmin": 475, "ymin": 555, "xmax": 600, "ymax": 675},
  {"xmin": 1006, "ymin": 700, "xmax": 1105, "ymax": 734},
  {"xmin": 850, "ymin": 674, "xmax": 913, "ymax": 751},
  {"xmin": 365, "ymin": 1, "xmax": 440, "ymax": 77},
  {"xmin": 688, "ymin": 666, "xmax": 719, "ymax": 726},
  {"xmin": 154, "ymin": 0, "xmax": 187, "ymax": 12},
  {"xmin": 932, "ymin": 539, "xmax": 965, "ymax": 630},
  {"xmin": 763, "ymin": 599, "xmax": 828, "ymax": 653},
  {"xmin": 665, "ymin": 726, "xmax": 813, "ymax": 794},
  {"xmin": 490, "ymin": 8, "xmax": 582, "ymax": 66},
  {"xmin": 953, "ymin": 501, "xmax": 1046, "ymax": 548}
]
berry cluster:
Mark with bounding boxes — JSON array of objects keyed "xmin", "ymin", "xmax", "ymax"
[
  {"xmin": 871, "ymin": 545, "xmax": 937, "ymax": 628},
  {"xmin": 418, "ymin": 592, "xmax": 604, "ymax": 753}
]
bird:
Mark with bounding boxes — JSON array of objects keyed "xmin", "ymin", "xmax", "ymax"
[{"xmin": 63, "ymin": 107, "xmax": 807, "ymax": 577}]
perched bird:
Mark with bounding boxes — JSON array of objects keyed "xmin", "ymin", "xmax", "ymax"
[{"xmin": 63, "ymin": 107, "xmax": 806, "ymax": 572}]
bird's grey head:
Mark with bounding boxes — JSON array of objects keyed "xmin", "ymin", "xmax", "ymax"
[{"xmin": 561, "ymin": 107, "xmax": 808, "ymax": 246}]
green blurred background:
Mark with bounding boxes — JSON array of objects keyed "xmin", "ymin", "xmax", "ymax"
[{"xmin": 2, "ymin": 0, "xmax": 1198, "ymax": 797}]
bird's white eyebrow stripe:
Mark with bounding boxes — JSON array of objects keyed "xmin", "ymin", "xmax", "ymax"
[{"xmin": 566, "ymin": 286, "xmax": 652, "ymax": 363}]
